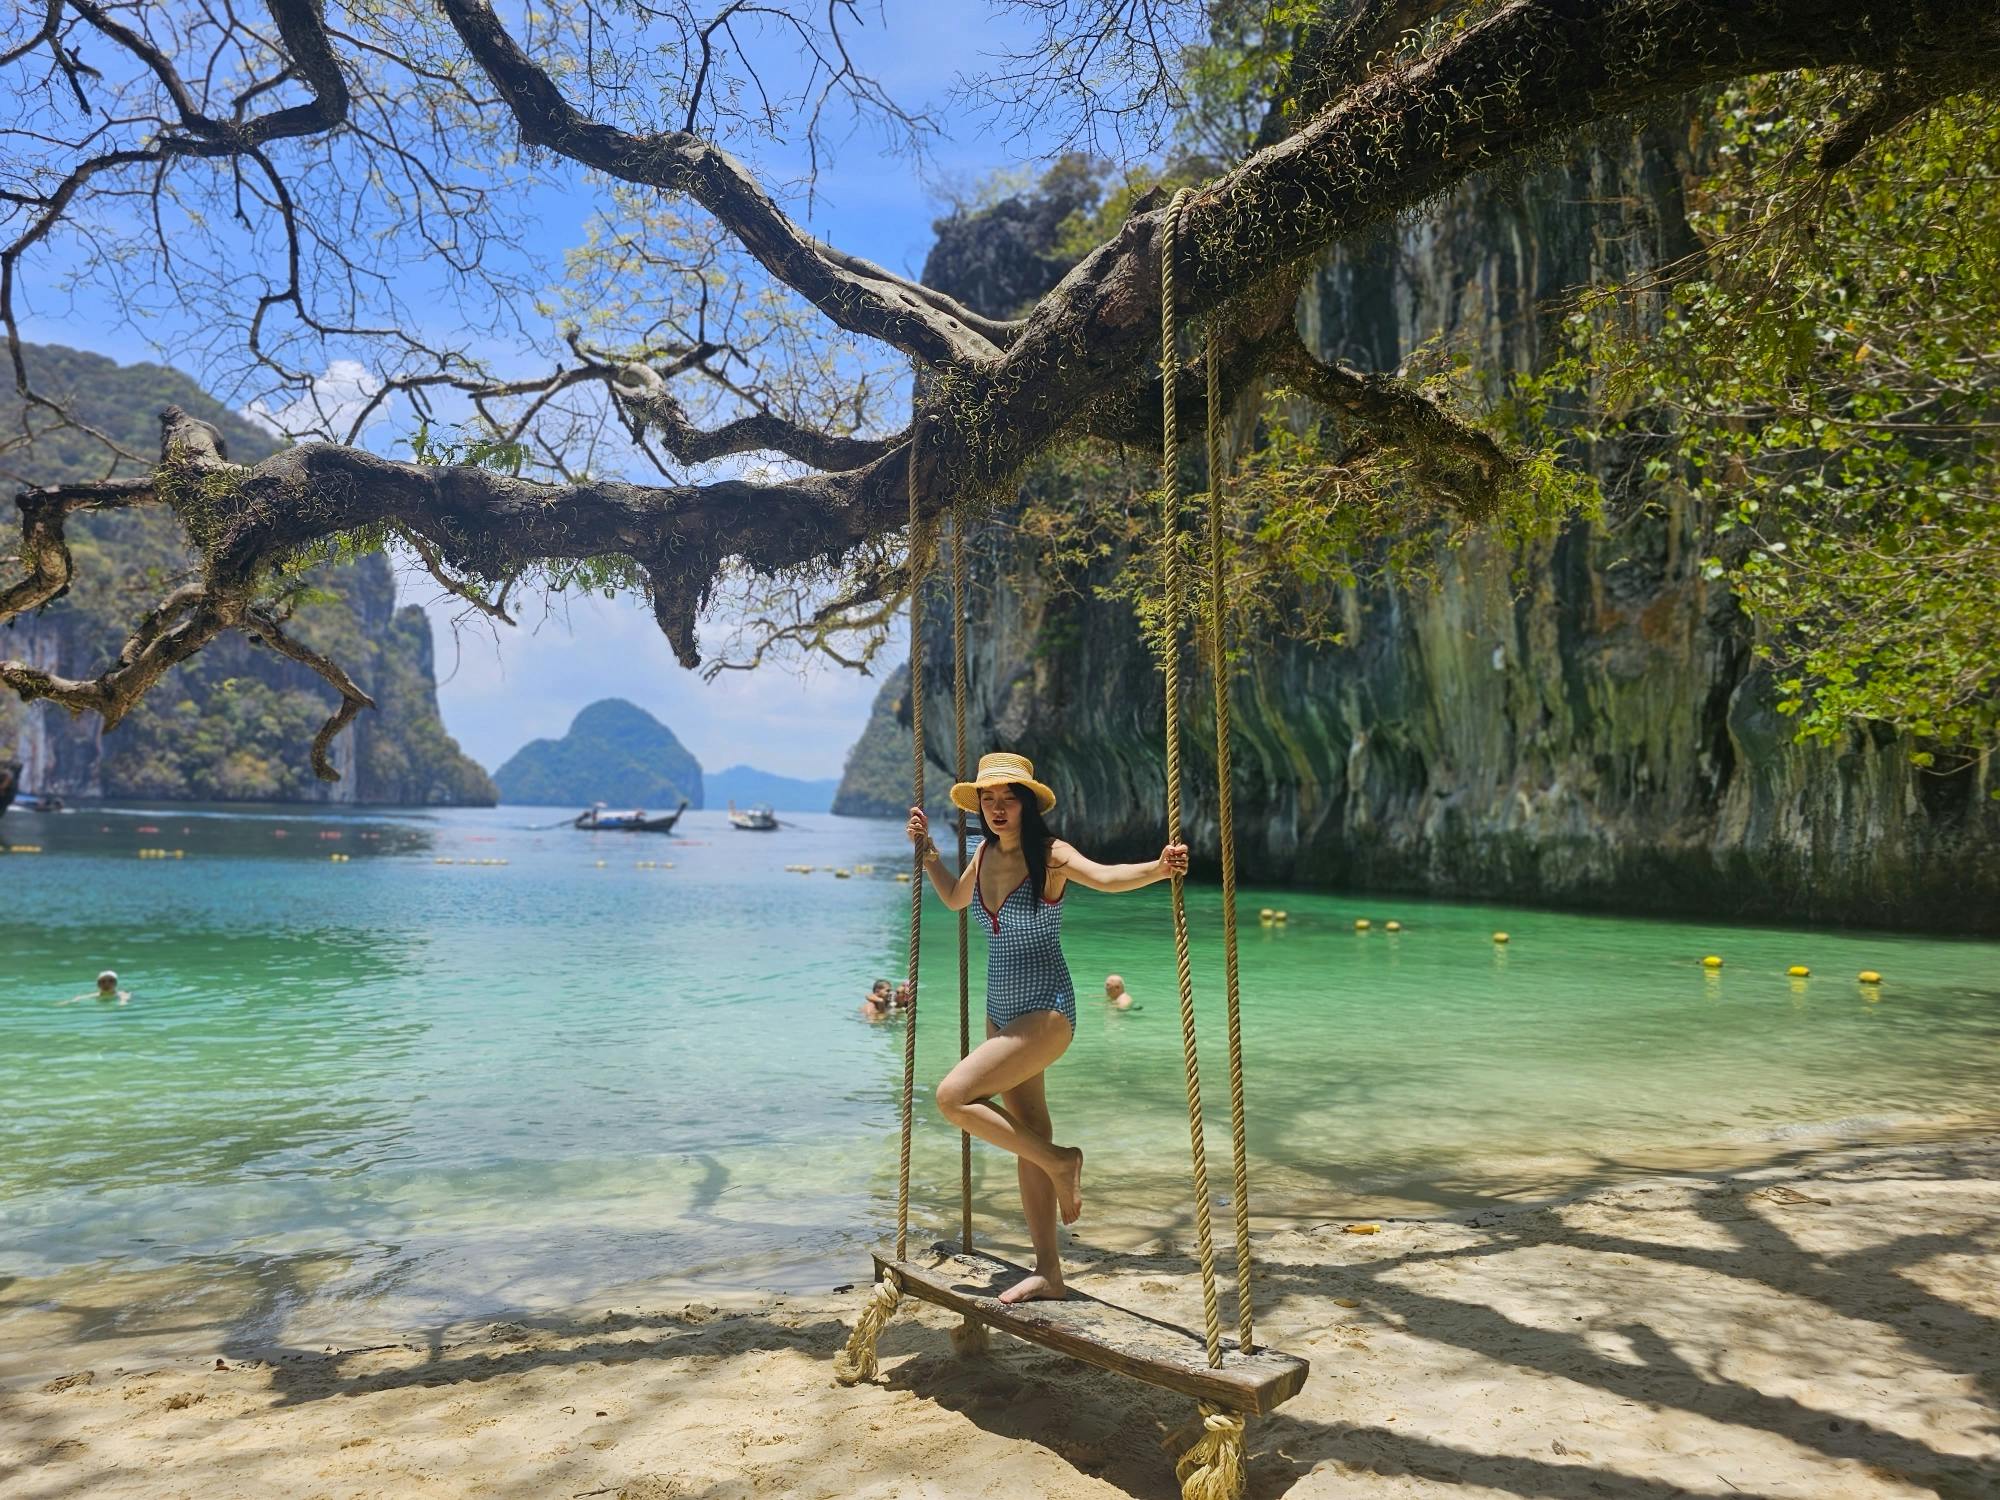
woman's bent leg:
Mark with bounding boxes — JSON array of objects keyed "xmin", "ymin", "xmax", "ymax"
[
  {"xmin": 935, "ymin": 1012, "xmax": 1084, "ymax": 1222},
  {"xmin": 999, "ymin": 1071, "xmax": 1066, "ymax": 1302}
]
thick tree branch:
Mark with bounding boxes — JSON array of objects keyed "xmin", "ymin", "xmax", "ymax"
[
  {"xmin": 0, "ymin": 0, "xmax": 62, "ymax": 70},
  {"xmin": 608, "ymin": 361, "xmax": 905, "ymax": 471},
  {"xmin": 437, "ymin": 0, "xmax": 1005, "ymax": 368},
  {"xmin": 1270, "ymin": 335, "xmax": 1519, "ymax": 515},
  {"xmin": 245, "ymin": 606, "xmax": 377, "ymax": 781}
]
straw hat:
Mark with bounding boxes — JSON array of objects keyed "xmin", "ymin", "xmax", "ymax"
[{"xmin": 949, "ymin": 751, "xmax": 1056, "ymax": 815}]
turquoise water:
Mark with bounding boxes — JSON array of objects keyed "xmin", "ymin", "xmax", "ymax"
[{"xmin": 3, "ymin": 804, "xmax": 1997, "ymax": 1359}]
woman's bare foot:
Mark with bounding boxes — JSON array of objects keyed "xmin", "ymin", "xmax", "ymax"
[
  {"xmin": 1048, "ymin": 1145, "xmax": 1084, "ymax": 1224},
  {"xmin": 998, "ymin": 1272, "xmax": 1067, "ymax": 1304}
]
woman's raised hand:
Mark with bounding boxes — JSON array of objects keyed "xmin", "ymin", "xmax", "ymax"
[
  {"xmin": 1158, "ymin": 842, "xmax": 1189, "ymax": 878},
  {"xmin": 906, "ymin": 807, "xmax": 930, "ymax": 846}
]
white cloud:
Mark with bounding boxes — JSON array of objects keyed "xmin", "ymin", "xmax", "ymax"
[{"xmin": 242, "ymin": 359, "xmax": 387, "ymax": 441}]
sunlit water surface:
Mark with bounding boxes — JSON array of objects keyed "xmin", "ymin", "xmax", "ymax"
[{"xmin": 3, "ymin": 804, "xmax": 1996, "ymax": 1367}]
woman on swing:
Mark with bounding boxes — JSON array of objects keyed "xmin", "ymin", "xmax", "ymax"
[{"xmin": 908, "ymin": 751, "xmax": 1188, "ymax": 1304}]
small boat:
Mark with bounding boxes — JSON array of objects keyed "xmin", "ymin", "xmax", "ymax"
[
  {"xmin": 14, "ymin": 792, "xmax": 65, "ymax": 812},
  {"xmin": 574, "ymin": 798, "xmax": 688, "ymax": 833},
  {"xmin": 728, "ymin": 800, "xmax": 779, "ymax": 831}
]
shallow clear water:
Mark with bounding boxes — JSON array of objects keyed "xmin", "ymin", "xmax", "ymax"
[{"xmin": 2, "ymin": 804, "xmax": 1996, "ymax": 1360}]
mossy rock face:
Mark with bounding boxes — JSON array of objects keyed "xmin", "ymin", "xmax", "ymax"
[
  {"xmin": 1, "ymin": 342, "xmax": 495, "ymax": 805},
  {"xmin": 863, "ymin": 135, "xmax": 2000, "ymax": 934}
]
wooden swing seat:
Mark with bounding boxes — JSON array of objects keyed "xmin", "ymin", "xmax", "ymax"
[{"xmin": 873, "ymin": 1241, "xmax": 1309, "ymax": 1415}]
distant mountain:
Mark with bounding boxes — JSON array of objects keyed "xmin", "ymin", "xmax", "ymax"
[
  {"xmin": 833, "ymin": 664, "xmax": 948, "ymax": 819},
  {"xmin": 0, "ymin": 341, "xmax": 494, "ymax": 805},
  {"xmin": 493, "ymin": 699, "xmax": 703, "ymax": 807},
  {"xmin": 706, "ymin": 764, "xmax": 838, "ymax": 813}
]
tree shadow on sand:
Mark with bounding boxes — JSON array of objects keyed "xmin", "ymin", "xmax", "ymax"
[{"xmin": 886, "ymin": 1136, "xmax": 1999, "ymax": 1499}]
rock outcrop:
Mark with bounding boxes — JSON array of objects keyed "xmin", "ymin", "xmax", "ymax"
[
  {"xmin": 0, "ymin": 343, "xmax": 494, "ymax": 805},
  {"xmin": 900, "ymin": 131, "xmax": 1999, "ymax": 933},
  {"xmin": 493, "ymin": 698, "xmax": 703, "ymax": 808}
]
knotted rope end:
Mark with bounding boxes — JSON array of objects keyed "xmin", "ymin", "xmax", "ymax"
[
  {"xmin": 1175, "ymin": 1405, "xmax": 1247, "ymax": 1500},
  {"xmin": 832, "ymin": 1272, "xmax": 903, "ymax": 1385}
]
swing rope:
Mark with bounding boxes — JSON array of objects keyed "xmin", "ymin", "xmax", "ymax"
[
  {"xmin": 1205, "ymin": 330, "xmax": 1255, "ymax": 1355},
  {"xmin": 953, "ymin": 498, "xmax": 975, "ymax": 1254},
  {"xmin": 899, "ymin": 429, "xmax": 929, "ymax": 1268},
  {"xmin": 1163, "ymin": 186, "xmax": 1255, "ymax": 1500},
  {"xmin": 834, "ymin": 420, "xmax": 934, "ymax": 1383},
  {"xmin": 948, "ymin": 495, "xmax": 990, "ymax": 1357},
  {"xmin": 1158, "ymin": 187, "xmax": 1225, "ymax": 1374}
]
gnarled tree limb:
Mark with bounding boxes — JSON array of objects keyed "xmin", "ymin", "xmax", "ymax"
[
  {"xmin": 6, "ymin": 0, "xmax": 1997, "ymax": 747},
  {"xmin": 1269, "ymin": 335, "xmax": 1519, "ymax": 516},
  {"xmin": 436, "ymin": 0, "xmax": 1008, "ymax": 368}
]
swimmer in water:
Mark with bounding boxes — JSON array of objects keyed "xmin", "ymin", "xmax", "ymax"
[
  {"xmin": 1102, "ymin": 973, "xmax": 1135, "ymax": 1010},
  {"xmin": 56, "ymin": 970, "xmax": 130, "ymax": 1006},
  {"xmin": 860, "ymin": 979, "xmax": 893, "ymax": 1021}
]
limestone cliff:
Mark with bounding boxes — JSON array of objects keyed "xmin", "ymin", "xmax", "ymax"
[
  {"xmin": 0, "ymin": 343, "xmax": 495, "ymax": 805},
  {"xmin": 902, "ymin": 132, "xmax": 1999, "ymax": 933},
  {"xmin": 833, "ymin": 665, "xmax": 952, "ymax": 819}
]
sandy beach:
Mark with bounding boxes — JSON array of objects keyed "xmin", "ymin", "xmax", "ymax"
[{"xmin": 4, "ymin": 1130, "xmax": 1996, "ymax": 1499}]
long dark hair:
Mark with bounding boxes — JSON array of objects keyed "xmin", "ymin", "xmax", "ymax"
[{"xmin": 977, "ymin": 782, "xmax": 1059, "ymax": 900}]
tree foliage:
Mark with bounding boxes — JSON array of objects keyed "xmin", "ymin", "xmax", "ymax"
[{"xmin": 1518, "ymin": 78, "xmax": 1999, "ymax": 761}]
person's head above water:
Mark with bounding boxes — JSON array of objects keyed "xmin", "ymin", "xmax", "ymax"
[
  {"xmin": 1104, "ymin": 974, "xmax": 1126, "ymax": 998},
  {"xmin": 96, "ymin": 970, "xmax": 118, "ymax": 994}
]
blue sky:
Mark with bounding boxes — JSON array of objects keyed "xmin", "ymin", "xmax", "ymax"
[{"xmin": 16, "ymin": 2, "xmax": 1069, "ymax": 779}]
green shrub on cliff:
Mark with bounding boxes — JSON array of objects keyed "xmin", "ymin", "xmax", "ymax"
[{"xmin": 1517, "ymin": 82, "xmax": 1999, "ymax": 764}]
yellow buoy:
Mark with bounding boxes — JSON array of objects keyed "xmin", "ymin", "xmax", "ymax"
[
  {"xmin": 894, "ymin": 872, "xmax": 911, "ymax": 882},
  {"xmin": 1787, "ymin": 965, "xmax": 1810, "ymax": 978},
  {"xmin": 1354, "ymin": 918, "xmax": 1371, "ymax": 930},
  {"xmin": 1702, "ymin": 955, "xmax": 1724, "ymax": 969},
  {"xmin": 1492, "ymin": 932, "xmax": 1509, "ymax": 944},
  {"xmin": 1858, "ymin": 970, "xmax": 1883, "ymax": 984},
  {"xmin": 1274, "ymin": 911, "xmax": 1289, "ymax": 924},
  {"xmin": 1385, "ymin": 920, "xmax": 1401, "ymax": 932}
]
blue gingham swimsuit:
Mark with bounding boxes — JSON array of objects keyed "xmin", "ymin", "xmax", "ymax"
[{"xmin": 975, "ymin": 842, "xmax": 1077, "ymax": 1034}]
